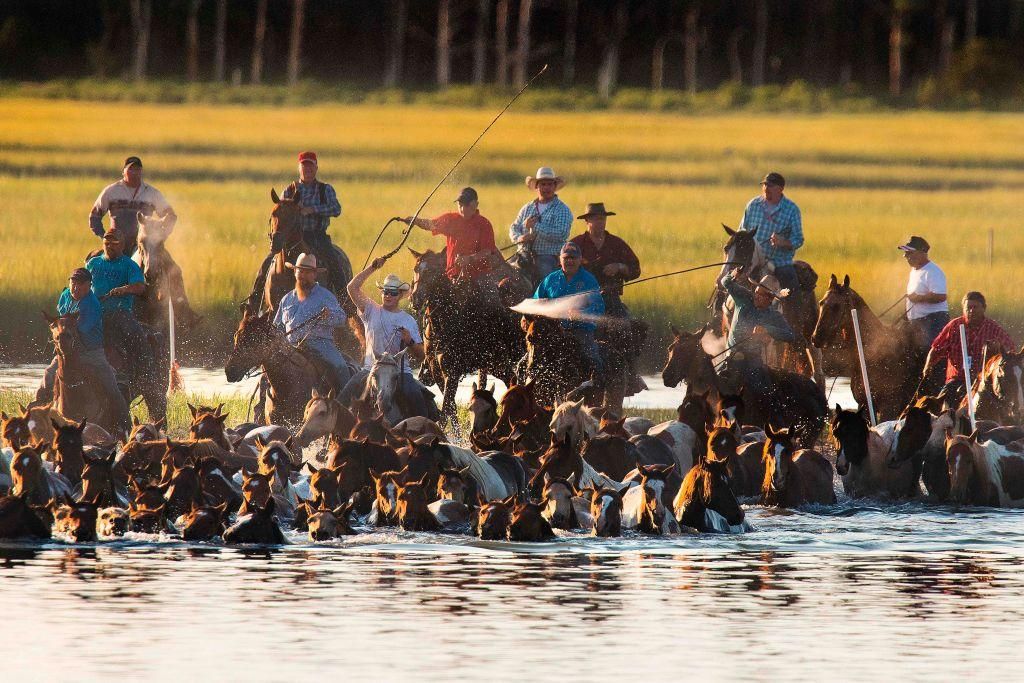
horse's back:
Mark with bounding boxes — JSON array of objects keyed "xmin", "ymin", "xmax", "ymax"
[{"xmin": 479, "ymin": 451, "xmax": 528, "ymax": 499}]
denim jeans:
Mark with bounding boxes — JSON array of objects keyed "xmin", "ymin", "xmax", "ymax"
[
  {"xmin": 570, "ymin": 327, "xmax": 604, "ymax": 376},
  {"xmin": 304, "ymin": 337, "xmax": 354, "ymax": 392},
  {"xmin": 534, "ymin": 254, "xmax": 560, "ymax": 280},
  {"xmin": 910, "ymin": 311, "xmax": 950, "ymax": 349}
]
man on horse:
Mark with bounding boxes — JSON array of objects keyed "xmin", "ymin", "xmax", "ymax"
[
  {"xmin": 247, "ymin": 151, "xmax": 346, "ymax": 311},
  {"xmin": 719, "ymin": 267, "xmax": 796, "ymax": 415},
  {"xmin": 273, "ymin": 253, "xmax": 354, "ymax": 393},
  {"xmin": 345, "ymin": 259, "xmax": 432, "ymax": 416},
  {"xmin": 37, "ymin": 268, "xmax": 131, "ymax": 433},
  {"xmin": 87, "ymin": 227, "xmax": 165, "ymax": 421},
  {"xmin": 532, "ymin": 242, "xmax": 605, "ymax": 377},
  {"xmin": 739, "ymin": 172, "xmax": 803, "ymax": 318},
  {"xmin": 900, "ymin": 235, "xmax": 949, "ymax": 348},
  {"xmin": 922, "ymin": 291, "xmax": 1015, "ymax": 404},
  {"xmin": 509, "ymin": 166, "xmax": 573, "ymax": 284},
  {"xmin": 89, "ymin": 156, "xmax": 176, "ymax": 257},
  {"xmin": 569, "ymin": 203, "xmax": 640, "ymax": 319},
  {"xmin": 403, "ymin": 186, "xmax": 500, "ymax": 301}
]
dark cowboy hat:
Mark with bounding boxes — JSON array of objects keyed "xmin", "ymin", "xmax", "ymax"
[{"xmin": 576, "ymin": 202, "xmax": 617, "ymax": 220}]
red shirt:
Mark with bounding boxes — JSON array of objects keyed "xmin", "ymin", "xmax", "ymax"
[
  {"xmin": 930, "ymin": 316, "xmax": 1016, "ymax": 382},
  {"xmin": 431, "ymin": 212, "xmax": 497, "ymax": 278}
]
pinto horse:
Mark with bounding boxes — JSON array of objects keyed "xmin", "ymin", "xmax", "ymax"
[
  {"xmin": 409, "ymin": 247, "xmax": 525, "ymax": 429},
  {"xmin": 672, "ymin": 429, "xmax": 749, "ymax": 533},
  {"xmin": 662, "ymin": 324, "xmax": 826, "ymax": 447},
  {"xmin": 225, "ymin": 308, "xmax": 326, "ymax": 428},
  {"xmin": 963, "ymin": 349, "xmax": 1024, "ymax": 425},
  {"xmin": 811, "ymin": 275, "xmax": 923, "ymax": 421},
  {"xmin": 759, "ymin": 425, "xmax": 836, "ymax": 507},
  {"xmin": 946, "ymin": 432, "xmax": 1024, "ymax": 507}
]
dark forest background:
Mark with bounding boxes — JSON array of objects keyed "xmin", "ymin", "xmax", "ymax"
[{"xmin": 1, "ymin": 1, "xmax": 1023, "ymax": 104}]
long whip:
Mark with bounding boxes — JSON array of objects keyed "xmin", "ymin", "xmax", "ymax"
[{"xmin": 366, "ymin": 64, "xmax": 550, "ymax": 267}]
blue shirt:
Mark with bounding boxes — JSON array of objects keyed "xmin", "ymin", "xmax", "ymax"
[
  {"xmin": 273, "ymin": 284, "xmax": 347, "ymax": 344},
  {"xmin": 739, "ymin": 195, "xmax": 804, "ymax": 267},
  {"xmin": 722, "ymin": 274, "xmax": 794, "ymax": 359},
  {"xmin": 57, "ymin": 289, "xmax": 104, "ymax": 350},
  {"xmin": 282, "ymin": 180, "xmax": 342, "ymax": 233},
  {"xmin": 510, "ymin": 196, "xmax": 573, "ymax": 257},
  {"xmin": 86, "ymin": 254, "xmax": 145, "ymax": 313},
  {"xmin": 533, "ymin": 267, "xmax": 604, "ymax": 331}
]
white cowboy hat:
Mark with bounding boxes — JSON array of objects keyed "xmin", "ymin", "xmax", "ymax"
[
  {"xmin": 285, "ymin": 253, "xmax": 326, "ymax": 272},
  {"xmin": 375, "ymin": 273, "xmax": 412, "ymax": 293},
  {"xmin": 525, "ymin": 166, "xmax": 566, "ymax": 191}
]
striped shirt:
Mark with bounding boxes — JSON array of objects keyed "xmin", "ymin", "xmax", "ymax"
[
  {"xmin": 739, "ymin": 195, "xmax": 804, "ymax": 267},
  {"xmin": 930, "ymin": 316, "xmax": 1015, "ymax": 382},
  {"xmin": 509, "ymin": 196, "xmax": 573, "ymax": 257},
  {"xmin": 282, "ymin": 180, "xmax": 342, "ymax": 233},
  {"xmin": 89, "ymin": 180, "xmax": 172, "ymax": 236}
]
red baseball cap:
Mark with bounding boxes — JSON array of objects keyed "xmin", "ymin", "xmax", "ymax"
[{"xmin": 298, "ymin": 151, "xmax": 317, "ymax": 164}]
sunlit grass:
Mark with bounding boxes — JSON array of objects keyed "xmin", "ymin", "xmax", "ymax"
[{"xmin": 3, "ymin": 98, "xmax": 1024, "ymax": 365}]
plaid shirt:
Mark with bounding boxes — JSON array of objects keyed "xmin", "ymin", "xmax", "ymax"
[
  {"xmin": 282, "ymin": 180, "xmax": 342, "ymax": 233},
  {"xmin": 739, "ymin": 195, "xmax": 803, "ymax": 266},
  {"xmin": 509, "ymin": 196, "xmax": 573, "ymax": 256},
  {"xmin": 930, "ymin": 316, "xmax": 1015, "ymax": 382}
]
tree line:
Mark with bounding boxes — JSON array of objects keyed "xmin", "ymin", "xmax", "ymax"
[{"xmin": 1, "ymin": 0, "xmax": 1022, "ymax": 99}]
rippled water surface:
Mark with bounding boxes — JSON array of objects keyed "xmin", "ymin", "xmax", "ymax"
[{"xmin": 5, "ymin": 502, "xmax": 1024, "ymax": 681}]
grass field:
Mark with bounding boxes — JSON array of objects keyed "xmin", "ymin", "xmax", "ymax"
[{"xmin": 2, "ymin": 98, "xmax": 1024, "ymax": 368}]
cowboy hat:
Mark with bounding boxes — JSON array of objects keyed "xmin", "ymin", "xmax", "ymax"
[
  {"xmin": 375, "ymin": 273, "xmax": 411, "ymax": 293},
  {"xmin": 525, "ymin": 166, "xmax": 566, "ymax": 191},
  {"xmin": 576, "ymin": 202, "xmax": 616, "ymax": 220},
  {"xmin": 285, "ymin": 253, "xmax": 326, "ymax": 272}
]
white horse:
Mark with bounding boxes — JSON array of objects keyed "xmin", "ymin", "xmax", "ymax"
[
  {"xmin": 363, "ymin": 352, "xmax": 406, "ymax": 426},
  {"xmin": 550, "ymin": 399, "xmax": 600, "ymax": 452}
]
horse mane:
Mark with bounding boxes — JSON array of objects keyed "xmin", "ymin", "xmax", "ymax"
[
  {"xmin": 678, "ymin": 463, "xmax": 713, "ymax": 505},
  {"xmin": 188, "ymin": 439, "xmax": 233, "ymax": 464}
]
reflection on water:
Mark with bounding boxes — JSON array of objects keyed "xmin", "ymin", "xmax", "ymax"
[{"xmin": 3, "ymin": 504, "xmax": 1024, "ymax": 680}]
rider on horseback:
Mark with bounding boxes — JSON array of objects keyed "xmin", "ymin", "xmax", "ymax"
[
  {"xmin": 344, "ymin": 259, "xmax": 432, "ymax": 416},
  {"xmin": 89, "ymin": 156, "xmax": 176, "ymax": 258},
  {"xmin": 37, "ymin": 268, "xmax": 131, "ymax": 433},
  {"xmin": 247, "ymin": 151, "xmax": 345, "ymax": 311},
  {"xmin": 403, "ymin": 186, "xmax": 501, "ymax": 302},
  {"xmin": 273, "ymin": 253, "xmax": 354, "ymax": 393},
  {"xmin": 569, "ymin": 203, "xmax": 640, "ymax": 319},
  {"xmin": 739, "ymin": 172, "xmax": 803, "ymax": 319},
  {"xmin": 509, "ymin": 167, "xmax": 573, "ymax": 283},
  {"xmin": 532, "ymin": 242, "xmax": 605, "ymax": 378},
  {"xmin": 87, "ymin": 227, "xmax": 165, "ymax": 421},
  {"xmin": 719, "ymin": 268, "xmax": 796, "ymax": 416}
]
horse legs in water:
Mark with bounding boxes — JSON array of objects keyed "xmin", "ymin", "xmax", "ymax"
[{"xmin": 440, "ymin": 375, "xmax": 463, "ymax": 440}]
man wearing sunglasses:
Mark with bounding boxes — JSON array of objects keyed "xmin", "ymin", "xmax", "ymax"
[{"xmin": 344, "ymin": 258, "xmax": 433, "ymax": 417}]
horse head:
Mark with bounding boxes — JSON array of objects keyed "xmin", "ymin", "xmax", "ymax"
[
  {"xmin": 662, "ymin": 323, "xmax": 710, "ymax": 389},
  {"xmin": 830, "ymin": 404, "xmax": 870, "ymax": 475},
  {"xmin": 888, "ymin": 404, "xmax": 934, "ymax": 469},
  {"xmin": 587, "ymin": 486, "xmax": 630, "ymax": 537},
  {"xmin": 945, "ymin": 431, "xmax": 980, "ymax": 504},
  {"xmin": 268, "ymin": 187, "xmax": 304, "ymax": 254},
  {"xmin": 1, "ymin": 404, "xmax": 34, "ymax": 450},
  {"xmin": 811, "ymin": 274, "xmax": 853, "ymax": 348},
  {"xmin": 364, "ymin": 352, "xmax": 406, "ymax": 424},
  {"xmin": 507, "ymin": 498, "xmax": 554, "ymax": 541},
  {"xmin": 477, "ymin": 493, "xmax": 516, "ymax": 539},
  {"xmin": 136, "ymin": 210, "xmax": 174, "ymax": 251},
  {"xmin": 225, "ymin": 307, "xmax": 278, "ymax": 382},
  {"xmin": 540, "ymin": 472, "xmax": 579, "ymax": 530},
  {"xmin": 762, "ymin": 425, "xmax": 796, "ymax": 495},
  {"xmin": 409, "ymin": 247, "xmax": 447, "ymax": 312},
  {"xmin": 720, "ymin": 224, "xmax": 763, "ymax": 276},
  {"xmin": 468, "ymin": 382, "xmax": 498, "ymax": 435}
]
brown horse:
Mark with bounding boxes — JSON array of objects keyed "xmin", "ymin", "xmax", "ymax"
[
  {"xmin": 295, "ymin": 390, "xmax": 357, "ymax": 448},
  {"xmin": 409, "ymin": 247, "xmax": 525, "ymax": 429},
  {"xmin": 662, "ymin": 324, "xmax": 826, "ymax": 447},
  {"xmin": 522, "ymin": 316, "xmax": 590, "ymax": 409},
  {"xmin": 133, "ymin": 211, "xmax": 201, "ymax": 332},
  {"xmin": 963, "ymin": 349, "xmax": 1024, "ymax": 425},
  {"xmin": 225, "ymin": 308, "xmax": 325, "ymax": 427},
  {"xmin": 759, "ymin": 425, "xmax": 836, "ymax": 507},
  {"xmin": 673, "ymin": 428, "xmax": 749, "ymax": 533},
  {"xmin": 811, "ymin": 274, "xmax": 923, "ymax": 421},
  {"xmin": 946, "ymin": 432, "xmax": 1024, "ymax": 507},
  {"xmin": 507, "ymin": 499, "xmax": 555, "ymax": 541}
]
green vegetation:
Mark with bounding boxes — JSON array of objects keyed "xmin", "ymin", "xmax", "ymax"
[{"xmin": 3, "ymin": 97, "xmax": 1024, "ymax": 370}]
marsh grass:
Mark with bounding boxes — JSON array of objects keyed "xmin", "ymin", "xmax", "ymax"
[{"xmin": 3, "ymin": 98, "xmax": 1024, "ymax": 367}]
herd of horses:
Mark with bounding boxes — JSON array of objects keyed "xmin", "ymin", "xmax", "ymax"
[{"xmin": 23, "ymin": 189, "xmax": 1024, "ymax": 545}]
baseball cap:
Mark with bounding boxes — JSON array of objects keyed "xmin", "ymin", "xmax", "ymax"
[
  {"xmin": 761, "ymin": 172, "xmax": 785, "ymax": 187},
  {"xmin": 123, "ymin": 156, "xmax": 143, "ymax": 169},
  {"xmin": 454, "ymin": 187, "xmax": 478, "ymax": 204},
  {"xmin": 897, "ymin": 236, "xmax": 930, "ymax": 252},
  {"xmin": 560, "ymin": 242, "xmax": 582, "ymax": 257},
  {"xmin": 69, "ymin": 267, "xmax": 92, "ymax": 282},
  {"xmin": 102, "ymin": 228, "xmax": 122, "ymax": 242},
  {"xmin": 298, "ymin": 151, "xmax": 318, "ymax": 164}
]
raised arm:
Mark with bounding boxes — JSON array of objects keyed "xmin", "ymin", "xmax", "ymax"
[{"xmin": 347, "ymin": 257, "xmax": 386, "ymax": 313}]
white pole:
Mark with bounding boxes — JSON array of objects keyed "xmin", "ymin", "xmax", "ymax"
[
  {"xmin": 959, "ymin": 323, "xmax": 976, "ymax": 431},
  {"xmin": 167, "ymin": 296, "xmax": 176, "ymax": 398},
  {"xmin": 850, "ymin": 308, "xmax": 877, "ymax": 426}
]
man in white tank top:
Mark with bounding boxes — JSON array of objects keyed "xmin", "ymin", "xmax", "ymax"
[{"xmin": 899, "ymin": 235, "xmax": 949, "ymax": 348}]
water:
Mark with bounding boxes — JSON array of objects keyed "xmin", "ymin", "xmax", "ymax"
[
  {"xmin": 3, "ymin": 503, "xmax": 1024, "ymax": 680},
  {"xmin": 0, "ymin": 364, "xmax": 861, "ymax": 411}
]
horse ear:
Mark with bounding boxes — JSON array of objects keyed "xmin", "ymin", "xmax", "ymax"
[
  {"xmin": 669, "ymin": 323, "xmax": 681, "ymax": 338},
  {"xmin": 842, "ymin": 274, "xmax": 850, "ymax": 288},
  {"xmin": 131, "ymin": 414, "xmax": 140, "ymax": 426},
  {"xmin": 254, "ymin": 436, "xmax": 265, "ymax": 450},
  {"xmin": 311, "ymin": 387, "xmax": 322, "ymax": 400},
  {"xmin": 285, "ymin": 435, "xmax": 296, "ymax": 451},
  {"xmin": 619, "ymin": 485, "xmax": 632, "ymax": 497},
  {"xmin": 270, "ymin": 188, "xmax": 281, "ymax": 204},
  {"xmin": 0, "ymin": 411, "xmax": 6, "ymax": 421},
  {"xmin": 326, "ymin": 387, "xmax": 335, "ymax": 400},
  {"xmin": 187, "ymin": 403, "xmax": 198, "ymax": 419},
  {"xmin": 472, "ymin": 382, "xmax": 478, "ymax": 391},
  {"xmin": 408, "ymin": 247, "xmax": 423, "ymax": 259},
  {"xmin": 857, "ymin": 404, "xmax": 868, "ymax": 420},
  {"xmin": 476, "ymin": 492, "xmax": 487, "ymax": 508},
  {"xmin": 368, "ymin": 468, "xmax": 381, "ymax": 482},
  {"xmin": 304, "ymin": 462, "xmax": 318, "ymax": 474},
  {"xmin": 155, "ymin": 417, "xmax": 166, "ymax": 431},
  {"xmin": 487, "ymin": 383, "xmax": 494, "ymax": 394},
  {"xmin": 42, "ymin": 310, "xmax": 57, "ymax": 325},
  {"xmin": 829, "ymin": 274, "xmax": 837, "ymax": 287},
  {"xmin": 164, "ymin": 436, "xmax": 174, "ymax": 449},
  {"xmin": 722, "ymin": 223, "xmax": 736, "ymax": 236},
  {"xmin": 969, "ymin": 429, "xmax": 979, "ymax": 442}
]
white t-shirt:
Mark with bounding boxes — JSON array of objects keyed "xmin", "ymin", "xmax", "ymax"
[
  {"xmin": 92, "ymin": 180, "xmax": 172, "ymax": 223},
  {"xmin": 359, "ymin": 300, "xmax": 422, "ymax": 374},
  {"xmin": 906, "ymin": 260, "xmax": 948, "ymax": 320}
]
